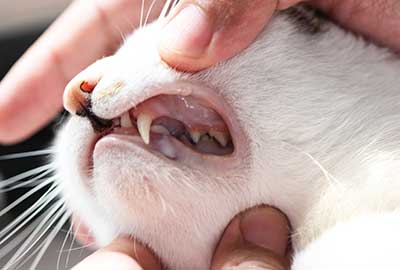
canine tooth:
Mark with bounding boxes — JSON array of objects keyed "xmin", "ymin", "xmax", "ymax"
[
  {"xmin": 120, "ymin": 112, "xmax": 133, "ymax": 128},
  {"xmin": 189, "ymin": 131, "xmax": 202, "ymax": 144},
  {"xmin": 137, "ymin": 113, "xmax": 153, "ymax": 144},
  {"xmin": 209, "ymin": 131, "xmax": 229, "ymax": 147},
  {"xmin": 151, "ymin": 125, "xmax": 170, "ymax": 135}
]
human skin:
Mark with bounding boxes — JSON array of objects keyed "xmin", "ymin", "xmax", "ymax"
[
  {"xmin": 0, "ymin": 0, "xmax": 399, "ymax": 144},
  {"xmin": 72, "ymin": 207, "xmax": 291, "ymax": 270}
]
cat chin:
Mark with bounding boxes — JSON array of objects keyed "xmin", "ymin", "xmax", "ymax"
[{"xmin": 55, "ymin": 117, "xmax": 258, "ymax": 270}]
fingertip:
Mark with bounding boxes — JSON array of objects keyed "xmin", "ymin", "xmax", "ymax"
[
  {"xmin": 159, "ymin": 4, "xmax": 213, "ymax": 59},
  {"xmin": 103, "ymin": 238, "xmax": 162, "ymax": 270},
  {"xmin": 240, "ymin": 207, "xmax": 290, "ymax": 256},
  {"xmin": 159, "ymin": 0, "xmax": 278, "ymax": 72},
  {"xmin": 72, "ymin": 251, "xmax": 144, "ymax": 270},
  {"xmin": 212, "ymin": 206, "xmax": 291, "ymax": 270},
  {"xmin": 72, "ymin": 237, "xmax": 161, "ymax": 270}
]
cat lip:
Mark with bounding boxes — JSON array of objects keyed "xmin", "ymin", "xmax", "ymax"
[{"xmin": 86, "ymin": 82, "xmax": 248, "ymax": 170}]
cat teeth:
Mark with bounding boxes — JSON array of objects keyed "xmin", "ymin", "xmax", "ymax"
[
  {"xmin": 120, "ymin": 112, "xmax": 133, "ymax": 128},
  {"xmin": 209, "ymin": 131, "xmax": 229, "ymax": 147},
  {"xmin": 116, "ymin": 112, "xmax": 231, "ymax": 148},
  {"xmin": 189, "ymin": 131, "xmax": 203, "ymax": 144},
  {"xmin": 137, "ymin": 113, "xmax": 153, "ymax": 144}
]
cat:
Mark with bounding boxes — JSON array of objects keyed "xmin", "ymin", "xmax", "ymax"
[{"xmin": 4, "ymin": 2, "xmax": 400, "ymax": 270}]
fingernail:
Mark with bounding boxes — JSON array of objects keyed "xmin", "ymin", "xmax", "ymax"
[
  {"xmin": 240, "ymin": 207, "xmax": 290, "ymax": 255},
  {"xmin": 159, "ymin": 4, "xmax": 213, "ymax": 58}
]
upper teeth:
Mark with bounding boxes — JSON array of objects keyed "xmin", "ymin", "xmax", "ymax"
[
  {"xmin": 137, "ymin": 113, "xmax": 153, "ymax": 144},
  {"xmin": 116, "ymin": 112, "xmax": 231, "ymax": 147},
  {"xmin": 120, "ymin": 112, "xmax": 133, "ymax": 128},
  {"xmin": 189, "ymin": 130, "xmax": 203, "ymax": 144},
  {"xmin": 209, "ymin": 130, "xmax": 229, "ymax": 147}
]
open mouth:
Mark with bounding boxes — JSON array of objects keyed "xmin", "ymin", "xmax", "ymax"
[{"xmin": 97, "ymin": 94, "xmax": 235, "ymax": 160}]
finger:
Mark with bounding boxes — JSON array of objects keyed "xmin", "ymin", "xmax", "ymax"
[
  {"xmin": 308, "ymin": 0, "xmax": 400, "ymax": 52},
  {"xmin": 212, "ymin": 206, "xmax": 291, "ymax": 270},
  {"xmin": 0, "ymin": 0, "xmax": 165, "ymax": 144},
  {"xmin": 72, "ymin": 237, "xmax": 161, "ymax": 270},
  {"xmin": 278, "ymin": 0, "xmax": 400, "ymax": 52},
  {"xmin": 158, "ymin": 0, "xmax": 278, "ymax": 71}
]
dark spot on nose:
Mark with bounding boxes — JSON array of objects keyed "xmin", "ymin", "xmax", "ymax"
[{"xmin": 76, "ymin": 97, "xmax": 113, "ymax": 133}]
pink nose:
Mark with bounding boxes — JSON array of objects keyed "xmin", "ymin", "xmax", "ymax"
[
  {"xmin": 63, "ymin": 79, "xmax": 112, "ymax": 131},
  {"xmin": 64, "ymin": 80, "xmax": 96, "ymax": 116}
]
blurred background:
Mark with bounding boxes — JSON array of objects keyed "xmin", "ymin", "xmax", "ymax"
[{"xmin": 0, "ymin": 1, "xmax": 91, "ymax": 269}]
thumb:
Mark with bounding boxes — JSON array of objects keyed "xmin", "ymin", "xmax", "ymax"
[
  {"xmin": 212, "ymin": 207, "xmax": 291, "ymax": 270},
  {"xmin": 158, "ymin": 0, "xmax": 277, "ymax": 71},
  {"xmin": 72, "ymin": 237, "xmax": 161, "ymax": 270}
]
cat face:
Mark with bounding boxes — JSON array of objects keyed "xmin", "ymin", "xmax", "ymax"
[{"xmin": 55, "ymin": 9, "xmax": 340, "ymax": 269}]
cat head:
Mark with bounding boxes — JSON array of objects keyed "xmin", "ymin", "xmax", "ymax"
[{"xmin": 55, "ymin": 8, "xmax": 331, "ymax": 269}]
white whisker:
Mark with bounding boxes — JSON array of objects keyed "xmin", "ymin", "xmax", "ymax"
[
  {"xmin": 0, "ymin": 217, "xmax": 42, "ymax": 259},
  {"xmin": 0, "ymin": 178, "xmax": 55, "ymax": 219},
  {"xmin": 0, "ymin": 164, "xmax": 54, "ymax": 189},
  {"xmin": 139, "ymin": 0, "xmax": 145, "ymax": 28},
  {"xmin": 0, "ymin": 185, "xmax": 60, "ymax": 244},
  {"xmin": 159, "ymin": 0, "xmax": 173, "ymax": 19},
  {"xmin": 57, "ymin": 220, "xmax": 73, "ymax": 270},
  {"xmin": 1, "ymin": 170, "xmax": 54, "ymax": 192},
  {"xmin": 3, "ymin": 201, "xmax": 66, "ymax": 269},
  {"xmin": 59, "ymin": 242, "xmax": 95, "ymax": 253},
  {"xmin": 144, "ymin": 0, "xmax": 157, "ymax": 26},
  {"xmin": 0, "ymin": 149, "xmax": 54, "ymax": 161},
  {"xmin": 65, "ymin": 217, "xmax": 81, "ymax": 267},
  {"xmin": 30, "ymin": 212, "xmax": 70, "ymax": 270}
]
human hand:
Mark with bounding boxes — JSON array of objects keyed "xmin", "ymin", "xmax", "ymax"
[
  {"xmin": 71, "ymin": 237, "xmax": 162, "ymax": 270},
  {"xmin": 1, "ymin": 0, "xmax": 400, "ymax": 143},
  {"xmin": 72, "ymin": 206, "xmax": 290, "ymax": 270},
  {"xmin": 212, "ymin": 206, "xmax": 290, "ymax": 270}
]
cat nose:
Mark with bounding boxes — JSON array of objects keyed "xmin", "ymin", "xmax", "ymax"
[
  {"xmin": 63, "ymin": 79, "xmax": 112, "ymax": 132},
  {"xmin": 64, "ymin": 80, "xmax": 95, "ymax": 116}
]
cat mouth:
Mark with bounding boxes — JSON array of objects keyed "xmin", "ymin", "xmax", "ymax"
[
  {"xmin": 89, "ymin": 83, "xmax": 245, "ymax": 165},
  {"xmin": 105, "ymin": 94, "xmax": 234, "ymax": 159}
]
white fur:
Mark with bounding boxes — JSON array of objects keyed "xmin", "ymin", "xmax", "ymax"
[{"xmin": 55, "ymin": 10, "xmax": 400, "ymax": 270}]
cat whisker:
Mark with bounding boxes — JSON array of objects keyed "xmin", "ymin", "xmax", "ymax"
[
  {"xmin": 0, "ymin": 163, "xmax": 55, "ymax": 190},
  {"xmin": 1, "ymin": 169, "xmax": 55, "ymax": 192},
  {"xmin": 144, "ymin": 0, "xmax": 158, "ymax": 27},
  {"xmin": 11, "ymin": 210, "xmax": 69, "ymax": 270},
  {"xmin": 159, "ymin": 0, "xmax": 174, "ymax": 19},
  {"xmin": 30, "ymin": 212, "xmax": 70, "ymax": 270},
  {"xmin": 59, "ymin": 241, "xmax": 95, "ymax": 253},
  {"xmin": 3, "ymin": 201, "xmax": 67, "ymax": 269},
  {"xmin": 0, "ymin": 178, "xmax": 56, "ymax": 219},
  {"xmin": 0, "ymin": 216, "xmax": 43, "ymax": 260},
  {"xmin": 57, "ymin": 220, "xmax": 73, "ymax": 270},
  {"xmin": 0, "ymin": 149, "xmax": 54, "ymax": 161},
  {"xmin": 139, "ymin": 0, "xmax": 145, "ymax": 28},
  {"xmin": 0, "ymin": 185, "xmax": 60, "ymax": 246}
]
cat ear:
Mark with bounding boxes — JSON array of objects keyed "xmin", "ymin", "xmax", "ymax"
[{"xmin": 292, "ymin": 212, "xmax": 400, "ymax": 270}]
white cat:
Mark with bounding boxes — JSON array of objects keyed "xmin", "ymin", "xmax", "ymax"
[{"xmin": 46, "ymin": 3, "xmax": 400, "ymax": 270}]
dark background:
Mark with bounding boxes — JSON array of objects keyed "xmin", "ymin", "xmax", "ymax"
[{"xmin": 0, "ymin": 28, "xmax": 62, "ymax": 217}]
